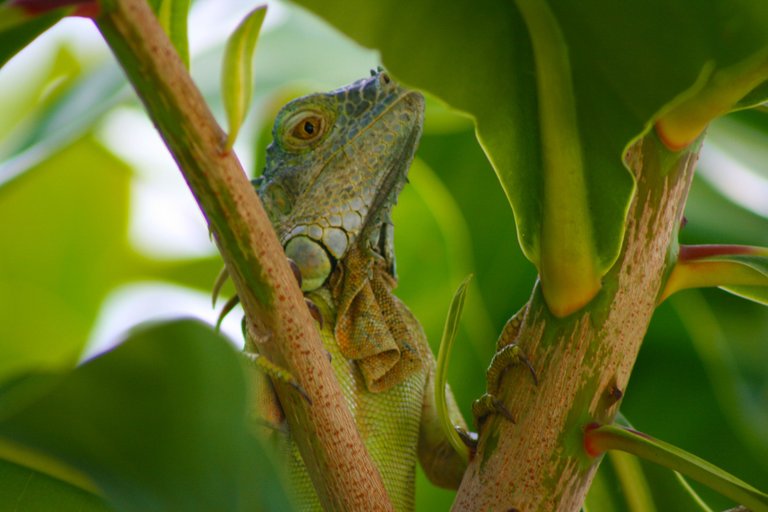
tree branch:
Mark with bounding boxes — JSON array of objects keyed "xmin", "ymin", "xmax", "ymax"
[
  {"xmin": 453, "ymin": 134, "xmax": 700, "ymax": 511},
  {"xmin": 93, "ymin": 1, "xmax": 391, "ymax": 509}
]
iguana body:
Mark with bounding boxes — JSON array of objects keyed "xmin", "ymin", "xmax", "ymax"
[{"xmin": 249, "ymin": 71, "xmax": 467, "ymax": 511}]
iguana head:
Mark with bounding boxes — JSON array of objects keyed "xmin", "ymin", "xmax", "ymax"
[{"xmin": 254, "ymin": 70, "xmax": 425, "ymax": 291}]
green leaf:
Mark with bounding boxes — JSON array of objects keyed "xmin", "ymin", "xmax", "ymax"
[
  {"xmin": 292, "ymin": 0, "xmax": 768, "ymax": 312},
  {"xmin": 434, "ymin": 274, "xmax": 473, "ymax": 464},
  {"xmin": 674, "ymin": 471, "xmax": 716, "ymax": 512},
  {"xmin": 608, "ymin": 450, "xmax": 658, "ymax": 512},
  {"xmin": 0, "ymin": 459, "xmax": 109, "ymax": 512},
  {"xmin": 0, "ymin": 50, "xmax": 126, "ymax": 180},
  {"xmin": 721, "ymin": 284, "xmax": 768, "ymax": 305},
  {"xmin": 0, "ymin": 7, "xmax": 65, "ymax": 70},
  {"xmin": 0, "ymin": 319, "xmax": 292, "ymax": 512},
  {"xmin": 661, "ymin": 245, "xmax": 768, "ymax": 305},
  {"xmin": 588, "ymin": 444, "xmax": 716, "ymax": 512},
  {"xmin": 0, "ymin": 137, "xmax": 133, "ymax": 380},
  {"xmin": 513, "ymin": 0, "xmax": 602, "ymax": 316},
  {"xmin": 398, "ymin": 157, "xmax": 497, "ymax": 356},
  {"xmin": 150, "ymin": 0, "xmax": 191, "ymax": 68},
  {"xmin": 656, "ymin": 51, "xmax": 768, "ymax": 150},
  {"xmin": 610, "ymin": 413, "xmax": 718, "ymax": 512},
  {"xmin": 221, "ymin": 5, "xmax": 267, "ymax": 150},
  {"xmin": 670, "ymin": 292, "xmax": 768, "ymax": 464},
  {"xmin": 585, "ymin": 423, "xmax": 768, "ymax": 512},
  {"xmin": 714, "ymin": 253, "xmax": 768, "ymax": 304}
]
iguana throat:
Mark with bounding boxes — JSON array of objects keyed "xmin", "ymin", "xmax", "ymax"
[{"xmin": 255, "ymin": 70, "xmax": 425, "ymax": 291}]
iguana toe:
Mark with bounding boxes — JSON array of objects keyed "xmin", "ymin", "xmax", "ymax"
[
  {"xmin": 472, "ymin": 344, "xmax": 537, "ymax": 426},
  {"xmin": 243, "ymin": 351, "xmax": 313, "ymax": 405},
  {"xmin": 455, "ymin": 426, "xmax": 479, "ymax": 450},
  {"xmin": 305, "ymin": 298, "xmax": 323, "ymax": 328},
  {"xmin": 288, "ymin": 257, "xmax": 302, "ymax": 288},
  {"xmin": 486, "ymin": 343, "xmax": 538, "ymax": 394},
  {"xmin": 472, "ymin": 393, "xmax": 515, "ymax": 425}
]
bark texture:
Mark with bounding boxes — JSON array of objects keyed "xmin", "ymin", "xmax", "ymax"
[
  {"xmin": 453, "ymin": 134, "xmax": 701, "ymax": 511},
  {"xmin": 95, "ymin": 1, "xmax": 392, "ymax": 509}
]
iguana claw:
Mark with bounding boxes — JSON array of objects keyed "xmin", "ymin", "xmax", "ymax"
[
  {"xmin": 471, "ymin": 344, "xmax": 538, "ymax": 426},
  {"xmin": 486, "ymin": 344, "xmax": 538, "ymax": 393},
  {"xmin": 288, "ymin": 257, "xmax": 303, "ymax": 288},
  {"xmin": 473, "ymin": 393, "xmax": 515, "ymax": 425},
  {"xmin": 305, "ymin": 298, "xmax": 323, "ymax": 328},
  {"xmin": 455, "ymin": 426, "xmax": 479, "ymax": 450}
]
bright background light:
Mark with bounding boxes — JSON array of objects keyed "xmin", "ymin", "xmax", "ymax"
[{"xmin": 0, "ymin": 0, "xmax": 379, "ymax": 356}]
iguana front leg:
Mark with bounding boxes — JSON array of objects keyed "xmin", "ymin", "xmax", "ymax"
[
  {"xmin": 213, "ymin": 263, "xmax": 320, "ymax": 406},
  {"xmin": 473, "ymin": 304, "xmax": 538, "ymax": 425},
  {"xmin": 242, "ymin": 350, "xmax": 312, "ymax": 405}
]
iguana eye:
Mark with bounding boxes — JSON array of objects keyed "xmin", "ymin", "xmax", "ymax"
[
  {"xmin": 283, "ymin": 110, "xmax": 330, "ymax": 148},
  {"xmin": 293, "ymin": 117, "xmax": 320, "ymax": 139}
]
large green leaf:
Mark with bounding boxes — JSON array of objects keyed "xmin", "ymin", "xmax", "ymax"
[
  {"xmin": 291, "ymin": 0, "xmax": 768, "ymax": 308},
  {"xmin": 0, "ymin": 137, "xmax": 133, "ymax": 380},
  {"xmin": 0, "ymin": 61, "xmax": 127, "ymax": 173},
  {"xmin": 0, "ymin": 319, "xmax": 291, "ymax": 511},
  {"xmin": 0, "ymin": 459, "xmax": 110, "ymax": 512},
  {"xmin": 0, "ymin": 44, "xmax": 82, "ymax": 151}
]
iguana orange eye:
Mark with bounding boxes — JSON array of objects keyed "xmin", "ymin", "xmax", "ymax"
[
  {"xmin": 280, "ymin": 108, "xmax": 333, "ymax": 150},
  {"xmin": 290, "ymin": 114, "xmax": 325, "ymax": 141}
]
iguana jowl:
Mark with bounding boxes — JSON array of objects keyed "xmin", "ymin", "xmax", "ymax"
[{"xmin": 249, "ymin": 70, "xmax": 468, "ymax": 511}]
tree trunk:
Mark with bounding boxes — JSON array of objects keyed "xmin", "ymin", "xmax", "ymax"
[{"xmin": 453, "ymin": 134, "xmax": 700, "ymax": 511}]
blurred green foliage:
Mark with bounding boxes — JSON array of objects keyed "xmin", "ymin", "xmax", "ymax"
[
  {"xmin": 0, "ymin": 1, "xmax": 766, "ymax": 510},
  {"xmin": 0, "ymin": 319, "xmax": 290, "ymax": 511}
]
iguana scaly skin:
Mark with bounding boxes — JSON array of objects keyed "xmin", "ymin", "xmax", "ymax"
[{"xmin": 248, "ymin": 70, "xmax": 467, "ymax": 511}]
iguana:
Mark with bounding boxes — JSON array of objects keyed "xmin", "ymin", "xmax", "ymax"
[{"xmin": 245, "ymin": 70, "xmax": 469, "ymax": 511}]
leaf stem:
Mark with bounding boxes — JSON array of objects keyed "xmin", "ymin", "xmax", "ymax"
[
  {"xmin": 660, "ymin": 244, "xmax": 768, "ymax": 303},
  {"xmin": 585, "ymin": 424, "xmax": 768, "ymax": 512},
  {"xmin": 656, "ymin": 51, "xmax": 768, "ymax": 150},
  {"xmin": 514, "ymin": 0, "xmax": 601, "ymax": 317}
]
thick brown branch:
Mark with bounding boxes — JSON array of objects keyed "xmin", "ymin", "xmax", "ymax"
[
  {"xmin": 94, "ymin": 1, "xmax": 391, "ymax": 509},
  {"xmin": 454, "ymin": 134, "xmax": 700, "ymax": 511}
]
